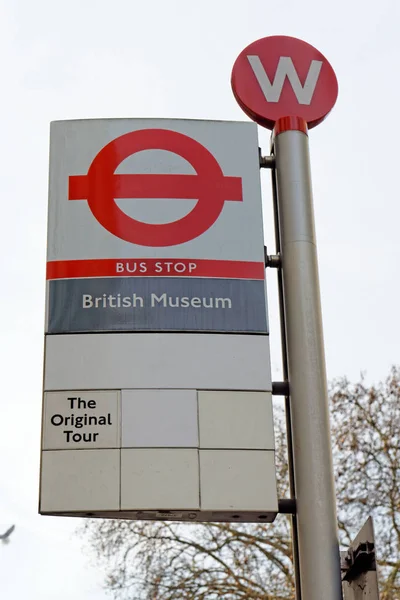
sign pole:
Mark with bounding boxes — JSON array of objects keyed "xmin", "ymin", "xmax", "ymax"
[
  {"xmin": 232, "ymin": 33, "xmax": 341, "ymax": 599},
  {"xmin": 272, "ymin": 116, "xmax": 342, "ymax": 600}
]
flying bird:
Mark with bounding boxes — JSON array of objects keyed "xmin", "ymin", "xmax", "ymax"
[{"xmin": 0, "ymin": 525, "xmax": 15, "ymax": 544}]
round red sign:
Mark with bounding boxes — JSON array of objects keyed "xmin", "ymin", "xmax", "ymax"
[
  {"xmin": 68, "ymin": 129, "xmax": 242, "ymax": 247},
  {"xmin": 231, "ymin": 35, "xmax": 338, "ymax": 130}
]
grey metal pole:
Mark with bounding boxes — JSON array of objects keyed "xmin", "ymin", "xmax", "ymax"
[{"xmin": 272, "ymin": 116, "xmax": 342, "ymax": 600}]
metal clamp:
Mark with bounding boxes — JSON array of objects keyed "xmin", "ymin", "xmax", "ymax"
[
  {"xmin": 264, "ymin": 246, "xmax": 282, "ymax": 268},
  {"xmin": 278, "ymin": 498, "xmax": 297, "ymax": 514},
  {"xmin": 259, "ymin": 154, "xmax": 276, "ymax": 169},
  {"xmin": 272, "ymin": 381, "xmax": 290, "ymax": 396},
  {"xmin": 341, "ymin": 542, "xmax": 376, "ymax": 582}
]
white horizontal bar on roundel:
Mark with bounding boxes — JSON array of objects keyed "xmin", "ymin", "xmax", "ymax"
[{"xmin": 44, "ymin": 333, "xmax": 272, "ymax": 391}]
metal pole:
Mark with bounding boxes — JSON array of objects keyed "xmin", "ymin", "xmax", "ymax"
[
  {"xmin": 270, "ymin": 165, "xmax": 302, "ymax": 600},
  {"xmin": 272, "ymin": 116, "xmax": 342, "ymax": 600}
]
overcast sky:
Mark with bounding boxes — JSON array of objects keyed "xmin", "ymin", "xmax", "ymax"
[{"xmin": 1, "ymin": 0, "xmax": 399, "ymax": 598}]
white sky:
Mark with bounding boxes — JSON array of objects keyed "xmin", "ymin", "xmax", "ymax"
[{"xmin": 1, "ymin": 0, "xmax": 399, "ymax": 597}]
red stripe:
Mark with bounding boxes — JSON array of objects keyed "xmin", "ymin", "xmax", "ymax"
[
  {"xmin": 69, "ymin": 174, "xmax": 243, "ymax": 201},
  {"xmin": 46, "ymin": 259, "xmax": 265, "ymax": 281},
  {"xmin": 273, "ymin": 116, "xmax": 308, "ymax": 137}
]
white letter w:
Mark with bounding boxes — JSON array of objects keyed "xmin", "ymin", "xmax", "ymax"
[{"xmin": 247, "ymin": 56, "xmax": 322, "ymax": 105}]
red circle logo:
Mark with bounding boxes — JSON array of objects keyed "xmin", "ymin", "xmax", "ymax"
[
  {"xmin": 68, "ymin": 129, "xmax": 243, "ymax": 247},
  {"xmin": 231, "ymin": 35, "xmax": 338, "ymax": 130}
]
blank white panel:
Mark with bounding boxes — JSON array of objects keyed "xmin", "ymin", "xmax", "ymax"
[
  {"xmin": 122, "ymin": 389, "xmax": 198, "ymax": 447},
  {"xmin": 121, "ymin": 449, "xmax": 199, "ymax": 510},
  {"xmin": 40, "ymin": 449, "xmax": 120, "ymax": 513},
  {"xmin": 198, "ymin": 391, "xmax": 274, "ymax": 449},
  {"xmin": 199, "ymin": 450, "xmax": 278, "ymax": 511},
  {"xmin": 44, "ymin": 334, "xmax": 272, "ymax": 391}
]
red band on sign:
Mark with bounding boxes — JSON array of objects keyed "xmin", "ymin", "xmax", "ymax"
[{"xmin": 46, "ymin": 259, "xmax": 265, "ymax": 281}]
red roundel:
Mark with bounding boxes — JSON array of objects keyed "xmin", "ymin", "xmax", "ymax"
[
  {"xmin": 231, "ymin": 35, "xmax": 338, "ymax": 130},
  {"xmin": 68, "ymin": 129, "xmax": 243, "ymax": 247}
]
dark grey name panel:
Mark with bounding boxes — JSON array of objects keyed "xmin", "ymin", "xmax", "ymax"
[{"xmin": 47, "ymin": 277, "xmax": 268, "ymax": 334}]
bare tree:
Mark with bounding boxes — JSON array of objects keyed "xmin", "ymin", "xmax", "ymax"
[
  {"xmin": 82, "ymin": 367, "xmax": 400, "ymax": 599},
  {"xmin": 331, "ymin": 366, "xmax": 400, "ymax": 599}
]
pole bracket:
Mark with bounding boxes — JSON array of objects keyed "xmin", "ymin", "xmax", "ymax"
[
  {"xmin": 272, "ymin": 381, "xmax": 290, "ymax": 396},
  {"xmin": 278, "ymin": 498, "xmax": 297, "ymax": 514},
  {"xmin": 264, "ymin": 246, "xmax": 281, "ymax": 268},
  {"xmin": 259, "ymin": 153, "xmax": 276, "ymax": 169}
]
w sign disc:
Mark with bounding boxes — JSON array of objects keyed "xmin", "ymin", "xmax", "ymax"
[{"xmin": 231, "ymin": 35, "xmax": 338, "ymax": 130}]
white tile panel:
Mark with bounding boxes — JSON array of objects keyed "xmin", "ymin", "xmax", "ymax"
[
  {"xmin": 198, "ymin": 391, "xmax": 274, "ymax": 449},
  {"xmin": 122, "ymin": 389, "xmax": 198, "ymax": 447},
  {"xmin": 40, "ymin": 449, "xmax": 120, "ymax": 513},
  {"xmin": 44, "ymin": 333, "xmax": 272, "ymax": 391},
  {"xmin": 42, "ymin": 390, "xmax": 120, "ymax": 450},
  {"xmin": 121, "ymin": 449, "xmax": 199, "ymax": 510},
  {"xmin": 199, "ymin": 450, "xmax": 278, "ymax": 512}
]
